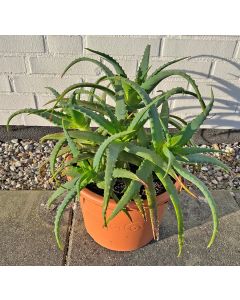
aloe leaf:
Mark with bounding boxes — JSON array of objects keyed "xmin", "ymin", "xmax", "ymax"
[
  {"xmin": 172, "ymin": 161, "xmax": 218, "ymax": 248},
  {"xmin": 155, "ymin": 169, "xmax": 184, "ymax": 256},
  {"xmin": 118, "ymin": 76, "xmax": 165, "ymax": 151},
  {"xmin": 118, "ymin": 151, "xmax": 142, "ymax": 166},
  {"xmin": 169, "ymin": 114, "xmax": 188, "ymax": 125},
  {"xmin": 53, "ymin": 153, "xmax": 93, "ymax": 179},
  {"xmin": 137, "ymin": 127, "xmax": 149, "ymax": 147},
  {"xmin": 40, "ymin": 130, "xmax": 105, "ymax": 144},
  {"xmin": 62, "ymin": 57, "xmax": 114, "ymax": 78},
  {"xmin": 47, "ymin": 177, "xmax": 79, "ymax": 207},
  {"xmin": 112, "ymin": 168, "xmax": 148, "ymax": 187},
  {"xmin": 162, "ymin": 146, "xmax": 174, "ymax": 178},
  {"xmin": 113, "ymin": 77, "xmax": 127, "ymax": 121},
  {"xmin": 50, "ymin": 138, "xmax": 66, "ymax": 176},
  {"xmin": 76, "ymin": 170, "xmax": 95, "ymax": 197},
  {"xmin": 128, "ymin": 87, "xmax": 186, "ymax": 132},
  {"xmin": 159, "ymin": 100, "xmax": 170, "ymax": 139},
  {"xmin": 6, "ymin": 108, "xmax": 71, "ymax": 130},
  {"xmin": 133, "ymin": 195, "xmax": 146, "ymax": 221},
  {"xmin": 64, "ymin": 100, "xmax": 114, "ymax": 118},
  {"xmin": 148, "ymin": 57, "xmax": 190, "ymax": 78},
  {"xmin": 45, "ymin": 86, "xmax": 60, "ymax": 97},
  {"xmin": 85, "ymin": 48, "xmax": 127, "ymax": 77},
  {"xmin": 142, "ymin": 70, "xmax": 206, "ymax": 110},
  {"xmin": 174, "ymin": 146, "xmax": 224, "ymax": 156},
  {"xmin": 70, "ymin": 105, "xmax": 116, "ymax": 134},
  {"xmin": 169, "ymin": 117, "xmax": 183, "ymax": 131},
  {"xmin": 170, "ymin": 92, "xmax": 214, "ymax": 147},
  {"xmin": 107, "ymin": 160, "xmax": 154, "ymax": 224},
  {"xmin": 111, "ymin": 192, "xmax": 133, "ymax": 222},
  {"xmin": 136, "ymin": 45, "xmax": 150, "ymax": 84},
  {"xmin": 68, "ymin": 100, "xmax": 120, "ymax": 130},
  {"xmin": 62, "ymin": 121, "xmax": 79, "ymax": 159},
  {"xmin": 145, "ymin": 174, "xmax": 159, "ymax": 240},
  {"xmin": 54, "ymin": 187, "xmax": 77, "ymax": 250},
  {"xmin": 178, "ymin": 153, "xmax": 230, "ymax": 172},
  {"xmin": 88, "ymin": 76, "xmax": 108, "ymax": 102},
  {"xmin": 93, "ymin": 130, "xmax": 135, "ymax": 171},
  {"xmin": 124, "ymin": 143, "xmax": 175, "ymax": 177},
  {"xmin": 103, "ymin": 143, "xmax": 124, "ymax": 225},
  {"xmin": 57, "ymin": 83, "xmax": 115, "ymax": 106}
]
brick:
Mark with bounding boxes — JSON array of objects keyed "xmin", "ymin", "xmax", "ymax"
[
  {"xmin": 47, "ymin": 35, "xmax": 83, "ymax": 54},
  {"xmin": 0, "ymin": 36, "xmax": 44, "ymax": 53},
  {"xmin": 0, "ymin": 110, "xmax": 23, "ymax": 125},
  {"xmin": 0, "ymin": 57, "xmax": 26, "ymax": 73},
  {"xmin": 213, "ymin": 60, "xmax": 240, "ymax": 80},
  {"xmin": 29, "ymin": 56, "xmax": 101, "ymax": 75},
  {"xmin": 0, "ymin": 93, "xmax": 35, "ymax": 109},
  {"xmin": 162, "ymin": 37, "xmax": 236, "ymax": 58},
  {"xmin": 0, "ymin": 75, "xmax": 11, "ymax": 92},
  {"xmin": 87, "ymin": 36, "xmax": 161, "ymax": 56},
  {"xmin": 35, "ymin": 94, "xmax": 54, "ymax": 109},
  {"xmin": 13, "ymin": 75, "xmax": 82, "ymax": 93},
  {"xmin": 150, "ymin": 58, "xmax": 211, "ymax": 79}
]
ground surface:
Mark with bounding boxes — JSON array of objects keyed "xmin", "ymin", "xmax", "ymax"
[
  {"xmin": 0, "ymin": 189, "xmax": 239, "ymax": 266},
  {"xmin": 0, "ymin": 139, "xmax": 240, "ymax": 190}
]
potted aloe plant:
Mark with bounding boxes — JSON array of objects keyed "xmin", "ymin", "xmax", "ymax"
[{"xmin": 7, "ymin": 45, "xmax": 230, "ymax": 256}]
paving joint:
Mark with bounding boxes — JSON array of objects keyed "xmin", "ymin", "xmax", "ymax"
[{"xmin": 62, "ymin": 201, "xmax": 77, "ymax": 266}]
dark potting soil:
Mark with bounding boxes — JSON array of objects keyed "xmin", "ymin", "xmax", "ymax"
[{"xmin": 86, "ymin": 177, "xmax": 168, "ymax": 201}]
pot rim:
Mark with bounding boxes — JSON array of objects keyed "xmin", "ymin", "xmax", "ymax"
[{"xmin": 80, "ymin": 176, "xmax": 183, "ymax": 210}]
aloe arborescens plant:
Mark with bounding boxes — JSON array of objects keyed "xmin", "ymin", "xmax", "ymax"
[{"xmin": 7, "ymin": 45, "xmax": 230, "ymax": 255}]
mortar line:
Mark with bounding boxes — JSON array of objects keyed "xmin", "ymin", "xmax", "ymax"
[
  {"xmin": 33, "ymin": 93, "xmax": 39, "ymax": 109},
  {"xmin": 8, "ymin": 76, "xmax": 15, "ymax": 92},
  {"xmin": 43, "ymin": 35, "xmax": 49, "ymax": 53},
  {"xmin": 232, "ymin": 40, "xmax": 240, "ymax": 59},
  {"xmin": 208, "ymin": 60, "xmax": 216, "ymax": 78},
  {"xmin": 159, "ymin": 37, "xmax": 164, "ymax": 57}
]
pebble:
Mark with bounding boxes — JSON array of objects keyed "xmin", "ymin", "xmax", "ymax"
[
  {"xmin": 14, "ymin": 161, "xmax": 22, "ymax": 167},
  {"xmin": 0, "ymin": 140, "xmax": 240, "ymax": 191}
]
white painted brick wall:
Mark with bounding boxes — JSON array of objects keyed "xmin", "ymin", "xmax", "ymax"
[
  {"xmin": 86, "ymin": 36, "xmax": 161, "ymax": 56},
  {"xmin": 162, "ymin": 37, "xmax": 237, "ymax": 58},
  {"xmin": 0, "ymin": 35, "xmax": 239, "ymax": 128},
  {"xmin": 13, "ymin": 75, "xmax": 82, "ymax": 93},
  {"xmin": 46, "ymin": 36, "xmax": 83, "ymax": 54},
  {"xmin": 0, "ymin": 75, "xmax": 11, "ymax": 92},
  {"xmin": 0, "ymin": 36, "xmax": 45, "ymax": 53},
  {"xmin": 0, "ymin": 94, "xmax": 35, "ymax": 109},
  {"xmin": 29, "ymin": 56, "xmax": 100, "ymax": 75},
  {"xmin": 0, "ymin": 57, "xmax": 26, "ymax": 73}
]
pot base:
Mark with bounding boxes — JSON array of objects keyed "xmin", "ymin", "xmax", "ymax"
[
  {"xmin": 82, "ymin": 201, "xmax": 168, "ymax": 252},
  {"xmin": 79, "ymin": 179, "xmax": 182, "ymax": 251}
]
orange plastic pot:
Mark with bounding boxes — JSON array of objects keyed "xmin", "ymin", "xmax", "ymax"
[{"xmin": 79, "ymin": 179, "xmax": 182, "ymax": 251}]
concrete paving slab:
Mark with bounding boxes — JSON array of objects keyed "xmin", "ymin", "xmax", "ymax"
[
  {"xmin": 0, "ymin": 191, "xmax": 70, "ymax": 266},
  {"xmin": 160, "ymin": 189, "xmax": 239, "ymax": 239},
  {"xmin": 67, "ymin": 190, "xmax": 240, "ymax": 265}
]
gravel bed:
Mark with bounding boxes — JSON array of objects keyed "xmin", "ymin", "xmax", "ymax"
[{"xmin": 0, "ymin": 139, "xmax": 239, "ymax": 191}]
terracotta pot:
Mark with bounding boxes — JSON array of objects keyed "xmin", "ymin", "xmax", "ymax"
[
  {"xmin": 65, "ymin": 155, "xmax": 182, "ymax": 251},
  {"xmin": 79, "ymin": 179, "xmax": 182, "ymax": 251}
]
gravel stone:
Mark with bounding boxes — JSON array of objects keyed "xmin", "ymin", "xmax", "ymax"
[{"xmin": 0, "ymin": 140, "xmax": 240, "ymax": 191}]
